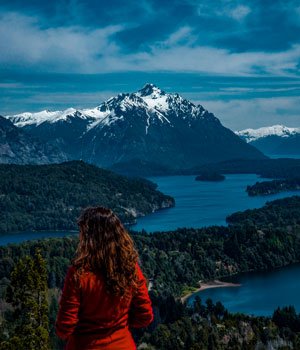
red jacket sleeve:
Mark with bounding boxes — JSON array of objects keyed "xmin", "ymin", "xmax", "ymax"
[
  {"xmin": 55, "ymin": 266, "xmax": 81, "ymax": 340},
  {"xmin": 129, "ymin": 264, "xmax": 153, "ymax": 328}
]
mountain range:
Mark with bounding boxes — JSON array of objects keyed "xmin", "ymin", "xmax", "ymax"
[
  {"xmin": 0, "ymin": 116, "xmax": 67, "ymax": 164},
  {"xmin": 236, "ymin": 125, "xmax": 300, "ymax": 156},
  {"xmin": 5, "ymin": 84, "xmax": 266, "ymax": 171}
]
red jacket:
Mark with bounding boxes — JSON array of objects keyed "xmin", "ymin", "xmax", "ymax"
[{"xmin": 56, "ymin": 264, "xmax": 153, "ymax": 350}]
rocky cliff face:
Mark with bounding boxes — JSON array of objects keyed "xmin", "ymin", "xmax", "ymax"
[{"xmin": 0, "ymin": 116, "xmax": 67, "ymax": 164}]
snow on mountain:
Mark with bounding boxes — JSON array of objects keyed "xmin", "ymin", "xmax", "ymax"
[
  {"xmin": 136, "ymin": 84, "xmax": 169, "ymax": 111},
  {"xmin": 0, "ymin": 116, "xmax": 67, "ymax": 164},
  {"xmin": 6, "ymin": 108, "xmax": 100, "ymax": 128},
  {"xmin": 5, "ymin": 83, "xmax": 210, "ymax": 134},
  {"xmin": 4, "ymin": 83, "xmax": 266, "ymax": 170},
  {"xmin": 84, "ymin": 83, "xmax": 209, "ymax": 133},
  {"xmin": 236, "ymin": 125, "xmax": 300, "ymax": 143}
]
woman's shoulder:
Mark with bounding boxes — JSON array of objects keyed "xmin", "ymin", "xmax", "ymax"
[
  {"xmin": 67, "ymin": 265, "xmax": 76, "ymax": 274},
  {"xmin": 64, "ymin": 265, "xmax": 97, "ymax": 290},
  {"xmin": 67, "ymin": 265, "xmax": 91, "ymax": 273},
  {"xmin": 136, "ymin": 263, "xmax": 146, "ymax": 278},
  {"xmin": 66, "ymin": 265, "xmax": 81, "ymax": 276},
  {"xmin": 65, "ymin": 265, "xmax": 92, "ymax": 281},
  {"xmin": 68, "ymin": 265, "xmax": 104, "ymax": 281}
]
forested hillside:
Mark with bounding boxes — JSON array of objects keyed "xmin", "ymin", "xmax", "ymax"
[
  {"xmin": 227, "ymin": 195, "xmax": 300, "ymax": 228},
  {"xmin": 0, "ymin": 161, "xmax": 174, "ymax": 234},
  {"xmin": 246, "ymin": 178, "xmax": 300, "ymax": 196},
  {"xmin": 1, "ymin": 196, "xmax": 300, "ymax": 348}
]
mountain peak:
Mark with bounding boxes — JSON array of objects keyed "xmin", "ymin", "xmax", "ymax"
[
  {"xmin": 137, "ymin": 83, "xmax": 165, "ymax": 98},
  {"xmin": 3, "ymin": 85, "xmax": 266, "ymax": 169},
  {"xmin": 236, "ymin": 124, "xmax": 300, "ymax": 142}
]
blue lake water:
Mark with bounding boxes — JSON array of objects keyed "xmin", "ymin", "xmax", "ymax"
[
  {"xmin": 188, "ymin": 263, "xmax": 300, "ymax": 316},
  {"xmin": 1, "ymin": 173, "xmax": 300, "ymax": 316},
  {"xmin": 1, "ymin": 174, "xmax": 300, "ymax": 244},
  {"xmin": 0, "ymin": 231, "xmax": 78, "ymax": 246},
  {"xmin": 132, "ymin": 174, "xmax": 300, "ymax": 316},
  {"xmin": 132, "ymin": 174, "xmax": 300, "ymax": 232}
]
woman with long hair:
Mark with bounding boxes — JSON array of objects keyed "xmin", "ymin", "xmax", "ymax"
[{"xmin": 56, "ymin": 207, "xmax": 153, "ymax": 349}]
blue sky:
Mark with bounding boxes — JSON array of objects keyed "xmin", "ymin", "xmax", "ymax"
[{"xmin": 0, "ymin": 0, "xmax": 299, "ymax": 129}]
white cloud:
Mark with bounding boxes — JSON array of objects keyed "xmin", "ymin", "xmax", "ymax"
[
  {"xmin": 120, "ymin": 43, "xmax": 300, "ymax": 77},
  {"xmin": 0, "ymin": 82, "xmax": 24, "ymax": 88},
  {"xmin": 0, "ymin": 12, "xmax": 123, "ymax": 73},
  {"xmin": 193, "ymin": 96, "xmax": 300, "ymax": 130},
  {"xmin": 229, "ymin": 5, "xmax": 251, "ymax": 21},
  {"xmin": 220, "ymin": 87, "xmax": 300, "ymax": 93},
  {"xmin": 160, "ymin": 26, "xmax": 194, "ymax": 47},
  {"xmin": 196, "ymin": 2, "xmax": 251, "ymax": 21},
  {"xmin": 0, "ymin": 12, "xmax": 299, "ymax": 77}
]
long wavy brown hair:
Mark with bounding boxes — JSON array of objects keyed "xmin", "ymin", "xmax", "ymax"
[{"xmin": 73, "ymin": 207, "xmax": 139, "ymax": 296}]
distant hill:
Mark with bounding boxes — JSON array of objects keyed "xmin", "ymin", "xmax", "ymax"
[
  {"xmin": 195, "ymin": 172, "xmax": 225, "ymax": 182},
  {"xmin": 0, "ymin": 116, "xmax": 67, "ymax": 164},
  {"xmin": 189, "ymin": 158, "xmax": 300, "ymax": 179},
  {"xmin": 0, "ymin": 161, "xmax": 174, "ymax": 234},
  {"xmin": 110, "ymin": 158, "xmax": 177, "ymax": 177},
  {"xmin": 236, "ymin": 125, "xmax": 300, "ymax": 156},
  {"xmin": 6, "ymin": 84, "xmax": 266, "ymax": 172}
]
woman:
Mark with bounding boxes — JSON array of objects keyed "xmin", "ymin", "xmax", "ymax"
[{"xmin": 56, "ymin": 207, "xmax": 153, "ymax": 349}]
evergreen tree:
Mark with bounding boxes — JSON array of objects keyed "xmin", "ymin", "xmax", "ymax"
[{"xmin": 0, "ymin": 249, "xmax": 49, "ymax": 350}]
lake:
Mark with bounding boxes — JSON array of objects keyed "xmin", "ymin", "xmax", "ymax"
[
  {"xmin": 1, "ymin": 173, "xmax": 300, "ymax": 245},
  {"xmin": 1, "ymin": 172, "xmax": 300, "ymax": 316},
  {"xmin": 132, "ymin": 174, "xmax": 300, "ymax": 316},
  {"xmin": 132, "ymin": 174, "xmax": 300, "ymax": 232},
  {"xmin": 188, "ymin": 263, "xmax": 300, "ymax": 316},
  {"xmin": 0, "ymin": 230, "xmax": 78, "ymax": 246}
]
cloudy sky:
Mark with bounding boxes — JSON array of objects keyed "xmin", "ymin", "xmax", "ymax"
[{"xmin": 0, "ymin": 0, "xmax": 299, "ymax": 129}]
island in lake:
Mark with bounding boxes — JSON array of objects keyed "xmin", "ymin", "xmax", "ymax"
[{"xmin": 195, "ymin": 172, "xmax": 225, "ymax": 182}]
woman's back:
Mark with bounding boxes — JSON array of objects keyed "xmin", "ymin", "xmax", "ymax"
[
  {"xmin": 55, "ymin": 207, "xmax": 153, "ymax": 349},
  {"xmin": 56, "ymin": 264, "xmax": 153, "ymax": 349}
]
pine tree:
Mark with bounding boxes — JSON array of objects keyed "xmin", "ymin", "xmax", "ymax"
[{"xmin": 0, "ymin": 249, "xmax": 49, "ymax": 350}]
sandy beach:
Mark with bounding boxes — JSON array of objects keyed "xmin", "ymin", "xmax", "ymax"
[{"xmin": 181, "ymin": 279, "xmax": 241, "ymax": 303}]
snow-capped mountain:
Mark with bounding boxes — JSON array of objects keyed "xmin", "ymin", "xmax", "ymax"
[
  {"xmin": 8, "ymin": 108, "xmax": 106, "ymax": 128},
  {"xmin": 236, "ymin": 125, "xmax": 300, "ymax": 156},
  {"xmin": 8, "ymin": 84, "xmax": 210, "ymax": 130},
  {"xmin": 6, "ymin": 107, "xmax": 102, "ymax": 158},
  {"xmin": 236, "ymin": 125, "xmax": 300, "ymax": 143},
  {"xmin": 0, "ymin": 116, "xmax": 67, "ymax": 164},
  {"xmin": 6, "ymin": 84, "xmax": 266, "ymax": 171}
]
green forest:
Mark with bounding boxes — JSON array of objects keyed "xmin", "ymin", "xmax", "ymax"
[
  {"xmin": 1, "ymin": 159, "xmax": 299, "ymax": 239},
  {"xmin": 0, "ymin": 161, "xmax": 174, "ymax": 234},
  {"xmin": 1, "ymin": 195, "xmax": 300, "ymax": 349},
  {"xmin": 246, "ymin": 178, "xmax": 300, "ymax": 196}
]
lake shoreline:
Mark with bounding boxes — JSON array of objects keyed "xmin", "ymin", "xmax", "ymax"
[{"xmin": 181, "ymin": 279, "xmax": 241, "ymax": 303}]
